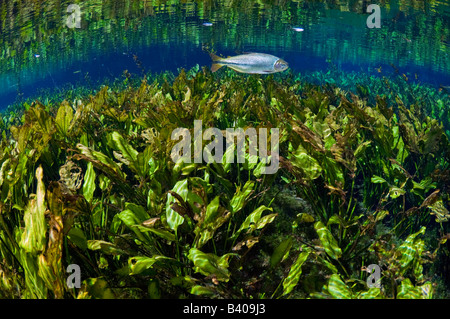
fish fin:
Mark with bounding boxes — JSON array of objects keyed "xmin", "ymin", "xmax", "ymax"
[
  {"xmin": 209, "ymin": 53, "xmax": 224, "ymax": 62},
  {"xmin": 227, "ymin": 65, "xmax": 246, "ymax": 73},
  {"xmin": 211, "ymin": 63, "xmax": 225, "ymax": 73}
]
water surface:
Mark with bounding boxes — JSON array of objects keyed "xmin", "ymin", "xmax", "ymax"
[{"xmin": 1, "ymin": 0, "xmax": 449, "ymax": 111}]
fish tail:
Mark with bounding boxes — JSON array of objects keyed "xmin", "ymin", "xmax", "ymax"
[
  {"xmin": 210, "ymin": 53, "xmax": 225, "ymax": 72},
  {"xmin": 211, "ymin": 63, "xmax": 225, "ymax": 73},
  {"xmin": 209, "ymin": 53, "xmax": 223, "ymax": 62}
]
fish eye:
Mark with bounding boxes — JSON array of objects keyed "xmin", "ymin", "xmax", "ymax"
[{"xmin": 275, "ymin": 60, "xmax": 288, "ymax": 70}]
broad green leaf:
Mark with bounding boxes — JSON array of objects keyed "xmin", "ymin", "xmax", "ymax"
[
  {"xmin": 354, "ymin": 141, "xmax": 371, "ymax": 158},
  {"xmin": 135, "ymin": 146, "xmax": 158, "ymax": 178},
  {"xmin": 317, "ymin": 255, "xmax": 338, "ymax": 274},
  {"xmin": 82, "ymin": 278, "xmax": 115, "ymax": 299},
  {"xmin": 125, "ymin": 202, "xmax": 149, "ymax": 222},
  {"xmin": 82, "ymin": 162, "xmax": 96, "ymax": 203},
  {"xmin": 236, "ymin": 205, "xmax": 273, "ymax": 236},
  {"xmin": 87, "ymin": 240, "xmax": 125, "ymax": 255},
  {"xmin": 397, "ymin": 226, "xmax": 426, "ymax": 275},
  {"xmin": 388, "ymin": 186, "xmax": 406, "ymax": 199},
  {"xmin": 295, "ymin": 213, "xmax": 315, "ymax": 224},
  {"xmin": 371, "ymin": 175, "xmax": 387, "ymax": 184},
  {"xmin": 98, "ymin": 174, "xmax": 111, "ymax": 191},
  {"xmin": 118, "ymin": 209, "xmax": 148, "ymax": 242},
  {"xmin": 428, "ymin": 199, "xmax": 450, "ymax": 223},
  {"xmin": 288, "ymin": 142, "xmax": 322, "ymax": 180},
  {"xmin": 229, "ymin": 180, "xmax": 254, "ymax": 214},
  {"xmin": 76, "ymin": 144, "xmax": 125, "ymax": 181},
  {"xmin": 166, "ymin": 179, "xmax": 188, "ymax": 232},
  {"xmin": 270, "ymin": 236, "xmax": 293, "ymax": 268},
  {"xmin": 55, "ymin": 101, "xmax": 73, "ymax": 136},
  {"xmin": 187, "ymin": 248, "xmax": 234, "ymax": 281},
  {"xmin": 204, "ymin": 195, "xmax": 221, "ymax": 224},
  {"xmin": 327, "ymin": 274, "xmax": 352, "ymax": 299},
  {"xmin": 194, "ymin": 196, "xmax": 230, "ymax": 248},
  {"xmin": 255, "ymin": 213, "xmax": 278, "ymax": 229},
  {"xmin": 397, "ymin": 279, "xmax": 432, "ymax": 299},
  {"xmin": 128, "ymin": 256, "xmax": 178, "ymax": 275},
  {"xmin": 190, "ymin": 285, "xmax": 217, "ymax": 296},
  {"xmin": 282, "ymin": 247, "xmax": 311, "ymax": 295},
  {"xmin": 67, "ymin": 227, "xmax": 87, "ymax": 250},
  {"xmin": 314, "ymin": 221, "xmax": 342, "ymax": 260},
  {"xmin": 109, "ymin": 131, "xmax": 138, "ymax": 164},
  {"xmin": 357, "ymin": 288, "xmax": 382, "ymax": 299},
  {"xmin": 133, "ymin": 225, "xmax": 176, "ymax": 242}
]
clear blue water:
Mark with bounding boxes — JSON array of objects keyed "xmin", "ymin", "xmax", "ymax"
[{"xmin": 1, "ymin": 0, "xmax": 449, "ymax": 111}]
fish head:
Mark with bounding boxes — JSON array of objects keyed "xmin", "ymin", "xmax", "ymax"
[{"xmin": 274, "ymin": 59, "xmax": 289, "ymax": 72}]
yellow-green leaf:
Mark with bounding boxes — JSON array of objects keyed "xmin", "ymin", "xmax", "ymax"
[
  {"xmin": 282, "ymin": 247, "xmax": 311, "ymax": 295},
  {"xmin": 82, "ymin": 162, "xmax": 96, "ymax": 203},
  {"xmin": 327, "ymin": 274, "xmax": 352, "ymax": 299},
  {"xmin": 314, "ymin": 221, "xmax": 342, "ymax": 260},
  {"xmin": 19, "ymin": 166, "xmax": 47, "ymax": 254}
]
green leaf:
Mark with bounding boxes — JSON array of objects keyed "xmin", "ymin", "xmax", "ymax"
[
  {"xmin": 193, "ymin": 196, "xmax": 230, "ymax": 248},
  {"xmin": 295, "ymin": 213, "xmax": 315, "ymax": 224},
  {"xmin": 397, "ymin": 226, "xmax": 426, "ymax": 274},
  {"xmin": 128, "ymin": 256, "xmax": 178, "ymax": 275},
  {"xmin": 83, "ymin": 278, "xmax": 115, "ymax": 299},
  {"xmin": 55, "ymin": 101, "xmax": 73, "ymax": 136},
  {"xmin": 397, "ymin": 279, "xmax": 432, "ymax": 299},
  {"xmin": 371, "ymin": 175, "xmax": 387, "ymax": 184},
  {"xmin": 109, "ymin": 131, "xmax": 138, "ymax": 164},
  {"xmin": 82, "ymin": 162, "xmax": 96, "ymax": 203},
  {"xmin": 204, "ymin": 195, "xmax": 221, "ymax": 224},
  {"xmin": 288, "ymin": 142, "xmax": 322, "ymax": 180},
  {"xmin": 388, "ymin": 186, "xmax": 406, "ymax": 199},
  {"xmin": 236, "ymin": 205, "xmax": 273, "ymax": 236},
  {"xmin": 190, "ymin": 285, "xmax": 217, "ymax": 296},
  {"xmin": 357, "ymin": 288, "xmax": 382, "ymax": 299},
  {"xmin": 67, "ymin": 227, "xmax": 87, "ymax": 250},
  {"xmin": 229, "ymin": 181, "xmax": 254, "ymax": 214},
  {"xmin": 270, "ymin": 236, "xmax": 293, "ymax": 268},
  {"xmin": 132, "ymin": 225, "xmax": 176, "ymax": 242},
  {"xmin": 282, "ymin": 247, "xmax": 311, "ymax": 295},
  {"xmin": 19, "ymin": 166, "xmax": 46, "ymax": 254},
  {"xmin": 187, "ymin": 248, "xmax": 234, "ymax": 281},
  {"xmin": 135, "ymin": 146, "xmax": 158, "ymax": 178},
  {"xmin": 166, "ymin": 179, "xmax": 188, "ymax": 232},
  {"xmin": 327, "ymin": 274, "xmax": 352, "ymax": 299},
  {"xmin": 76, "ymin": 144, "xmax": 125, "ymax": 181},
  {"xmin": 428, "ymin": 199, "xmax": 450, "ymax": 223},
  {"xmin": 125, "ymin": 202, "xmax": 149, "ymax": 222},
  {"xmin": 87, "ymin": 240, "xmax": 125, "ymax": 255},
  {"xmin": 314, "ymin": 221, "xmax": 342, "ymax": 260},
  {"xmin": 118, "ymin": 209, "xmax": 148, "ymax": 242}
]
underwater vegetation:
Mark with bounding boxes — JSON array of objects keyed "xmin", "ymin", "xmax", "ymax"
[{"xmin": 0, "ymin": 66, "xmax": 449, "ymax": 299}]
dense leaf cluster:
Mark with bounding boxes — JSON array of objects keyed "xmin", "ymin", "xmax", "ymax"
[{"xmin": 0, "ymin": 67, "xmax": 449, "ymax": 299}]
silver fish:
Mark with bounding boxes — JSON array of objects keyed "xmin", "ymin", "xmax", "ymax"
[{"xmin": 210, "ymin": 52, "xmax": 289, "ymax": 74}]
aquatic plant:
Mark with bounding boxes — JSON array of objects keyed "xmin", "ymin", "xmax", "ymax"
[{"xmin": 0, "ymin": 66, "xmax": 449, "ymax": 299}]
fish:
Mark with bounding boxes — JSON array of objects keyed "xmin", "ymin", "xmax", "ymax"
[
  {"xmin": 440, "ymin": 85, "xmax": 450, "ymax": 93},
  {"xmin": 292, "ymin": 27, "xmax": 304, "ymax": 32},
  {"xmin": 210, "ymin": 52, "xmax": 289, "ymax": 74}
]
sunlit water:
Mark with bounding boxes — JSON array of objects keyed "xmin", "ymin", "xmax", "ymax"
[{"xmin": 1, "ymin": 0, "xmax": 449, "ymax": 111}]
